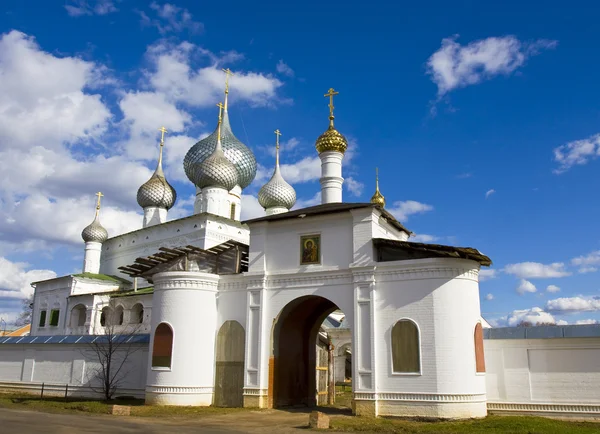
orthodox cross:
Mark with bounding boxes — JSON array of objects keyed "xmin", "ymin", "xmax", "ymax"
[
  {"xmin": 217, "ymin": 102, "xmax": 225, "ymax": 122},
  {"xmin": 216, "ymin": 102, "xmax": 225, "ymax": 142},
  {"xmin": 324, "ymin": 88, "xmax": 339, "ymax": 119},
  {"xmin": 274, "ymin": 129, "xmax": 282, "ymax": 150},
  {"xmin": 223, "ymin": 68, "xmax": 234, "ymax": 93},
  {"xmin": 158, "ymin": 126, "xmax": 168, "ymax": 146},
  {"xmin": 95, "ymin": 191, "xmax": 103, "ymax": 217}
]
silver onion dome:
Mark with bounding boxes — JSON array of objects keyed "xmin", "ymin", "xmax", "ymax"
[
  {"xmin": 183, "ymin": 111, "xmax": 257, "ymax": 189},
  {"xmin": 82, "ymin": 216, "xmax": 108, "ymax": 243},
  {"xmin": 191, "ymin": 136, "xmax": 239, "ymax": 191},
  {"xmin": 258, "ymin": 131, "xmax": 296, "ymax": 210},
  {"xmin": 136, "ymin": 153, "xmax": 176, "ymax": 210}
]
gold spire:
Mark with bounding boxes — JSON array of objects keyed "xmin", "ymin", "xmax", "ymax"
[
  {"xmin": 370, "ymin": 167, "xmax": 385, "ymax": 207},
  {"xmin": 216, "ymin": 102, "xmax": 225, "ymax": 144},
  {"xmin": 274, "ymin": 129, "xmax": 282, "ymax": 168},
  {"xmin": 157, "ymin": 126, "xmax": 167, "ymax": 166},
  {"xmin": 95, "ymin": 191, "xmax": 104, "ymax": 218},
  {"xmin": 315, "ymin": 87, "xmax": 348, "ymax": 154},
  {"xmin": 222, "ymin": 68, "xmax": 234, "ymax": 111}
]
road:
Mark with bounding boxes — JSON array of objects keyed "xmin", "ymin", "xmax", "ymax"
[{"xmin": 0, "ymin": 407, "xmax": 312, "ymax": 434}]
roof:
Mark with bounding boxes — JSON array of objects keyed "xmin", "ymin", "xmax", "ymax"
[
  {"xmin": 0, "ymin": 334, "xmax": 150, "ymax": 345},
  {"xmin": 243, "ymin": 202, "xmax": 411, "ymax": 234},
  {"xmin": 373, "ymin": 238, "xmax": 492, "ymax": 266},
  {"xmin": 484, "ymin": 324, "xmax": 600, "ymax": 339},
  {"xmin": 31, "ymin": 273, "xmax": 130, "ymax": 286},
  {"xmin": 111, "ymin": 287, "xmax": 154, "ymax": 298},
  {"xmin": 0, "ymin": 324, "xmax": 30, "ymax": 336}
]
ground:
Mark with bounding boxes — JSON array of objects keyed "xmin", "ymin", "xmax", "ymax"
[{"xmin": 1, "ymin": 391, "xmax": 599, "ymax": 433}]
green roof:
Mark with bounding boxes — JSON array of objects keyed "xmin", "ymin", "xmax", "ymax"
[
  {"xmin": 110, "ymin": 287, "xmax": 154, "ymax": 298},
  {"xmin": 72, "ymin": 273, "xmax": 131, "ymax": 284}
]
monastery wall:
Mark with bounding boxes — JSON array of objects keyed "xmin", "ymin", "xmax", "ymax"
[
  {"xmin": 0, "ymin": 342, "xmax": 149, "ymax": 399},
  {"xmin": 484, "ymin": 327, "xmax": 600, "ymax": 418}
]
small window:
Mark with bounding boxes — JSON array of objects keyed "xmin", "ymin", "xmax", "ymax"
[
  {"xmin": 391, "ymin": 319, "xmax": 420, "ymax": 373},
  {"xmin": 49, "ymin": 309, "xmax": 60, "ymax": 327},
  {"xmin": 100, "ymin": 307, "xmax": 110, "ymax": 327},
  {"xmin": 152, "ymin": 323, "xmax": 173, "ymax": 368},
  {"xmin": 39, "ymin": 310, "xmax": 47, "ymax": 327},
  {"xmin": 230, "ymin": 203, "xmax": 236, "ymax": 220},
  {"xmin": 130, "ymin": 304, "xmax": 144, "ymax": 325},
  {"xmin": 474, "ymin": 323, "xmax": 486, "ymax": 373}
]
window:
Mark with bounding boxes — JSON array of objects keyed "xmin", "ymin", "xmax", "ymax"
[
  {"xmin": 474, "ymin": 323, "xmax": 486, "ymax": 373},
  {"xmin": 152, "ymin": 323, "xmax": 173, "ymax": 368},
  {"xmin": 100, "ymin": 307, "xmax": 110, "ymax": 327},
  {"xmin": 131, "ymin": 304, "xmax": 144, "ymax": 325},
  {"xmin": 391, "ymin": 319, "xmax": 420, "ymax": 373},
  {"xmin": 230, "ymin": 203, "xmax": 236, "ymax": 220},
  {"xmin": 114, "ymin": 306, "xmax": 124, "ymax": 326},
  {"xmin": 49, "ymin": 309, "xmax": 60, "ymax": 327},
  {"xmin": 71, "ymin": 305, "xmax": 86, "ymax": 327},
  {"xmin": 39, "ymin": 310, "xmax": 47, "ymax": 327}
]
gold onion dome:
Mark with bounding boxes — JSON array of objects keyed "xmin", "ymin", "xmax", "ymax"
[
  {"xmin": 191, "ymin": 103, "xmax": 239, "ymax": 191},
  {"xmin": 315, "ymin": 88, "xmax": 348, "ymax": 154},
  {"xmin": 370, "ymin": 168, "xmax": 385, "ymax": 207},
  {"xmin": 258, "ymin": 130, "xmax": 296, "ymax": 210},
  {"xmin": 137, "ymin": 127, "xmax": 177, "ymax": 210},
  {"xmin": 82, "ymin": 192, "xmax": 109, "ymax": 243}
]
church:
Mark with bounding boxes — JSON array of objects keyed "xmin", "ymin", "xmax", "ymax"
[{"xmin": 22, "ymin": 70, "xmax": 492, "ymax": 418}]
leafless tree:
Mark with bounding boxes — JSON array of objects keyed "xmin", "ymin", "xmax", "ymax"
[
  {"xmin": 83, "ymin": 301, "xmax": 142, "ymax": 400},
  {"xmin": 15, "ymin": 294, "xmax": 33, "ymax": 327}
]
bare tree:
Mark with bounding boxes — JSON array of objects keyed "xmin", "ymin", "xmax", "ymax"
[
  {"xmin": 15, "ymin": 294, "xmax": 33, "ymax": 327},
  {"xmin": 84, "ymin": 301, "xmax": 142, "ymax": 400}
]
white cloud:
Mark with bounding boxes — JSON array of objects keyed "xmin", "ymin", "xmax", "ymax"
[
  {"xmin": 65, "ymin": 0, "xmax": 118, "ymax": 16},
  {"xmin": 426, "ymin": 35, "xmax": 557, "ymax": 96},
  {"xmin": 546, "ymin": 296, "xmax": 600, "ymax": 313},
  {"xmin": 575, "ymin": 319, "xmax": 599, "ymax": 325},
  {"xmin": 546, "ymin": 284, "xmax": 560, "ymax": 293},
  {"xmin": 571, "ymin": 250, "xmax": 600, "ymax": 273},
  {"xmin": 293, "ymin": 192, "xmax": 322, "ymax": 210},
  {"xmin": 0, "ymin": 31, "xmax": 112, "ymax": 151},
  {"xmin": 485, "ymin": 293, "xmax": 494, "ymax": 301},
  {"xmin": 485, "ymin": 189, "xmax": 495, "ymax": 199},
  {"xmin": 345, "ymin": 177, "xmax": 364, "ymax": 197},
  {"xmin": 411, "ymin": 234, "xmax": 439, "ymax": 243},
  {"xmin": 553, "ymin": 134, "xmax": 600, "ymax": 174},
  {"xmin": 138, "ymin": 2, "xmax": 203, "ymax": 34},
  {"xmin": 504, "ymin": 261, "xmax": 571, "ymax": 279},
  {"xmin": 505, "ymin": 307, "xmax": 560, "ymax": 327},
  {"xmin": 479, "ymin": 269, "xmax": 498, "ymax": 282},
  {"xmin": 240, "ymin": 194, "xmax": 264, "ymax": 220},
  {"xmin": 276, "ymin": 60, "xmax": 294, "ymax": 77},
  {"xmin": 387, "ymin": 200, "xmax": 433, "ymax": 222},
  {"xmin": 280, "ymin": 156, "xmax": 321, "ymax": 184},
  {"xmin": 516, "ymin": 279, "xmax": 537, "ymax": 295},
  {"xmin": 0, "ymin": 257, "xmax": 56, "ymax": 300}
]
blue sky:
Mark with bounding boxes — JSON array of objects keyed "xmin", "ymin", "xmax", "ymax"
[{"xmin": 0, "ymin": 0, "xmax": 599, "ymax": 326}]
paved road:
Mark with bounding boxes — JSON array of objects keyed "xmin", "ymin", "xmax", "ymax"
[{"xmin": 0, "ymin": 407, "xmax": 311, "ymax": 434}]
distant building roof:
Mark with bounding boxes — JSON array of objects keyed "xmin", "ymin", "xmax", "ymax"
[
  {"xmin": 0, "ymin": 324, "xmax": 30, "ymax": 337},
  {"xmin": 484, "ymin": 324, "xmax": 600, "ymax": 339},
  {"xmin": 0, "ymin": 334, "xmax": 150, "ymax": 345},
  {"xmin": 243, "ymin": 202, "xmax": 411, "ymax": 235},
  {"xmin": 31, "ymin": 273, "xmax": 130, "ymax": 286}
]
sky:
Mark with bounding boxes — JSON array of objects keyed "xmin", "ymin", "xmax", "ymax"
[{"xmin": 1, "ymin": 0, "xmax": 600, "ymax": 327}]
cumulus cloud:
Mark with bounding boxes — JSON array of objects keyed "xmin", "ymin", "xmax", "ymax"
[
  {"xmin": 411, "ymin": 234, "xmax": 439, "ymax": 243},
  {"xmin": 485, "ymin": 189, "xmax": 495, "ymax": 199},
  {"xmin": 575, "ymin": 319, "xmax": 599, "ymax": 325},
  {"xmin": 553, "ymin": 134, "xmax": 600, "ymax": 174},
  {"xmin": 345, "ymin": 177, "xmax": 364, "ymax": 197},
  {"xmin": 65, "ymin": 0, "xmax": 118, "ymax": 16},
  {"xmin": 240, "ymin": 194, "xmax": 264, "ymax": 220},
  {"xmin": 504, "ymin": 307, "xmax": 563, "ymax": 327},
  {"xmin": 479, "ymin": 269, "xmax": 498, "ymax": 282},
  {"xmin": 387, "ymin": 200, "xmax": 433, "ymax": 222},
  {"xmin": 571, "ymin": 250, "xmax": 600, "ymax": 274},
  {"xmin": 516, "ymin": 279, "xmax": 537, "ymax": 295},
  {"xmin": 138, "ymin": 2, "xmax": 203, "ymax": 34},
  {"xmin": 276, "ymin": 60, "xmax": 295, "ymax": 77},
  {"xmin": 293, "ymin": 192, "xmax": 322, "ymax": 210},
  {"xmin": 0, "ymin": 257, "xmax": 56, "ymax": 300},
  {"xmin": 426, "ymin": 35, "xmax": 557, "ymax": 96},
  {"xmin": 546, "ymin": 296, "xmax": 600, "ymax": 313},
  {"xmin": 546, "ymin": 284, "xmax": 560, "ymax": 293},
  {"xmin": 504, "ymin": 261, "xmax": 571, "ymax": 279},
  {"xmin": 485, "ymin": 293, "xmax": 494, "ymax": 301}
]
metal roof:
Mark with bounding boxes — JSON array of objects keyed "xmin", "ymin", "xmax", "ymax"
[
  {"xmin": 0, "ymin": 334, "xmax": 150, "ymax": 345},
  {"xmin": 484, "ymin": 324, "xmax": 600, "ymax": 339}
]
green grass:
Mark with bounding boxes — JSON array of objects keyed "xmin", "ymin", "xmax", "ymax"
[{"xmin": 331, "ymin": 414, "xmax": 600, "ymax": 434}]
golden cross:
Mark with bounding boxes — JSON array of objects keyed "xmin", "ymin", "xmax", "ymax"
[
  {"xmin": 95, "ymin": 192, "xmax": 103, "ymax": 215},
  {"xmin": 222, "ymin": 68, "xmax": 234, "ymax": 93},
  {"xmin": 274, "ymin": 129, "xmax": 282, "ymax": 149},
  {"xmin": 216, "ymin": 102, "xmax": 225, "ymax": 121},
  {"xmin": 158, "ymin": 126, "xmax": 167, "ymax": 145},
  {"xmin": 324, "ymin": 87, "xmax": 339, "ymax": 118}
]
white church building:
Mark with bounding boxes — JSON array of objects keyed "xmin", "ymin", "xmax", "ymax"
[{"xmin": 4, "ymin": 74, "xmax": 599, "ymax": 419}]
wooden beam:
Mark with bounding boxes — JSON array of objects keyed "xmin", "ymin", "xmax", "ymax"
[{"xmin": 135, "ymin": 257, "xmax": 159, "ymax": 266}]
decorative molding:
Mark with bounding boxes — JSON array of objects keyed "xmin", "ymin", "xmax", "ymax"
[
  {"xmin": 487, "ymin": 402, "xmax": 600, "ymax": 414},
  {"xmin": 354, "ymin": 392, "xmax": 487, "ymax": 403},
  {"xmin": 153, "ymin": 272, "xmax": 219, "ymax": 291},
  {"xmin": 375, "ymin": 267, "xmax": 479, "ymax": 283},
  {"xmin": 266, "ymin": 272, "xmax": 352, "ymax": 289},
  {"xmin": 354, "ymin": 392, "xmax": 376, "ymax": 400},
  {"xmin": 145, "ymin": 385, "xmax": 214, "ymax": 394},
  {"xmin": 243, "ymin": 388, "xmax": 268, "ymax": 396}
]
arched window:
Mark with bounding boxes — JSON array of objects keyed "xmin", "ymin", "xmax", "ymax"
[
  {"xmin": 114, "ymin": 306, "xmax": 124, "ymax": 326},
  {"xmin": 100, "ymin": 307, "xmax": 111, "ymax": 327},
  {"xmin": 70, "ymin": 304, "xmax": 86, "ymax": 327},
  {"xmin": 391, "ymin": 319, "xmax": 420, "ymax": 373},
  {"xmin": 230, "ymin": 203, "xmax": 236, "ymax": 220},
  {"xmin": 474, "ymin": 323, "xmax": 485, "ymax": 373},
  {"xmin": 152, "ymin": 323, "xmax": 173, "ymax": 368},
  {"xmin": 130, "ymin": 303, "xmax": 144, "ymax": 324}
]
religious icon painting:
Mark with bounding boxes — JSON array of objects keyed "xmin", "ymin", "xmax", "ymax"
[{"xmin": 300, "ymin": 234, "xmax": 321, "ymax": 265}]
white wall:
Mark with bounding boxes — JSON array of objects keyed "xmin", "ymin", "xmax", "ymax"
[
  {"xmin": 0, "ymin": 343, "xmax": 148, "ymax": 398},
  {"xmin": 484, "ymin": 337, "xmax": 600, "ymax": 417}
]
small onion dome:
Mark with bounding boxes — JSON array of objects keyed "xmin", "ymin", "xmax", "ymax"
[
  {"xmin": 183, "ymin": 111, "xmax": 257, "ymax": 189},
  {"xmin": 137, "ymin": 156, "xmax": 177, "ymax": 210},
  {"xmin": 315, "ymin": 123, "xmax": 348, "ymax": 154},
  {"xmin": 258, "ymin": 166, "xmax": 296, "ymax": 210},
  {"xmin": 82, "ymin": 216, "xmax": 108, "ymax": 243},
  {"xmin": 191, "ymin": 139, "xmax": 239, "ymax": 191},
  {"xmin": 370, "ymin": 168, "xmax": 385, "ymax": 207}
]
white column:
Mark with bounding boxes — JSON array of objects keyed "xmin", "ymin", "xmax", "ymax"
[
  {"xmin": 201, "ymin": 186, "xmax": 230, "ymax": 218},
  {"xmin": 229, "ymin": 185, "xmax": 242, "ymax": 221},
  {"xmin": 319, "ymin": 151, "xmax": 344, "ymax": 204},
  {"xmin": 143, "ymin": 207, "xmax": 167, "ymax": 228},
  {"xmin": 193, "ymin": 187, "xmax": 202, "ymax": 215},
  {"xmin": 82, "ymin": 241, "xmax": 102, "ymax": 274},
  {"xmin": 146, "ymin": 271, "xmax": 219, "ymax": 406}
]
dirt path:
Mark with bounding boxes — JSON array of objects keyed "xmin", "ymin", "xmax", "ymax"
[{"xmin": 0, "ymin": 407, "xmax": 328, "ymax": 434}]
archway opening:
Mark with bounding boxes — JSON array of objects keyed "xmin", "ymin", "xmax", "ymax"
[{"xmin": 271, "ymin": 295, "xmax": 349, "ymax": 408}]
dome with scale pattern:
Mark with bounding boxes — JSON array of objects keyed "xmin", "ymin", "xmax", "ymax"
[{"xmin": 82, "ymin": 217, "xmax": 108, "ymax": 243}]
